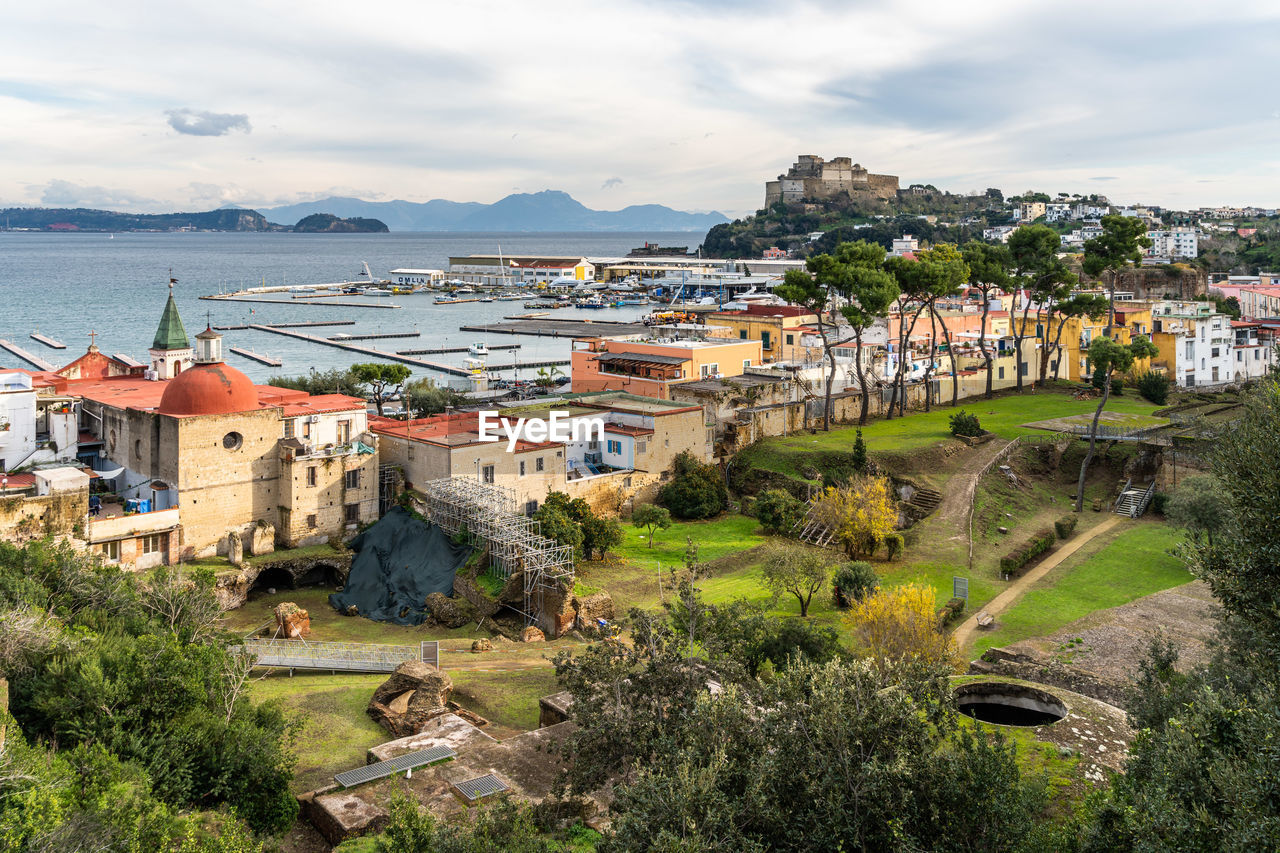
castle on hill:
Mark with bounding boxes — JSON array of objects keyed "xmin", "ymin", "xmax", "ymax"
[{"xmin": 765, "ymin": 155, "xmax": 900, "ymax": 207}]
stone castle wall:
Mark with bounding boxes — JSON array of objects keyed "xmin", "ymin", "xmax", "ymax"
[{"xmin": 766, "ymin": 155, "xmax": 899, "ymax": 206}]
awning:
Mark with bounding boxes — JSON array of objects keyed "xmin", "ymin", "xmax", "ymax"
[{"xmin": 92, "ymin": 465, "xmax": 126, "ymax": 480}]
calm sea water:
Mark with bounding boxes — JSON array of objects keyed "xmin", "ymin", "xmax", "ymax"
[{"xmin": 0, "ymin": 231, "xmax": 703, "ymax": 382}]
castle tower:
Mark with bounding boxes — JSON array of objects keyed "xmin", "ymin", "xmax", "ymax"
[{"xmin": 148, "ymin": 281, "xmax": 194, "ymax": 380}]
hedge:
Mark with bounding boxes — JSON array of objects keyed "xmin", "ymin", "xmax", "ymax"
[
  {"xmin": 1054, "ymin": 514, "xmax": 1078, "ymax": 539},
  {"xmin": 999, "ymin": 528, "xmax": 1056, "ymax": 576},
  {"xmin": 937, "ymin": 596, "xmax": 967, "ymax": 626}
]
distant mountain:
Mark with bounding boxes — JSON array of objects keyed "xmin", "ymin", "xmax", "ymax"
[
  {"xmin": 293, "ymin": 213, "xmax": 389, "ymax": 233},
  {"xmin": 0, "ymin": 207, "xmax": 276, "ymax": 232},
  {"xmin": 259, "ymin": 190, "xmax": 728, "ymax": 232}
]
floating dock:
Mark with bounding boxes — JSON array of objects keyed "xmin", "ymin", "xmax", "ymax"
[
  {"xmin": 229, "ymin": 347, "xmax": 282, "ymax": 367},
  {"xmin": 246, "ymin": 325, "xmax": 469, "ymax": 376},
  {"xmin": 328, "ymin": 331, "xmax": 421, "ymax": 342},
  {"xmin": 397, "ymin": 343, "xmax": 521, "ymax": 355},
  {"xmin": 0, "ymin": 339, "xmax": 55, "ymax": 371},
  {"xmin": 29, "ymin": 333, "xmax": 65, "ymax": 349},
  {"xmin": 215, "ymin": 320, "xmax": 355, "ymax": 331},
  {"xmin": 486, "ymin": 358, "xmax": 570, "ymax": 371},
  {"xmin": 200, "ymin": 295, "xmax": 401, "ymax": 310},
  {"xmin": 459, "ymin": 319, "xmax": 649, "ymax": 338}
]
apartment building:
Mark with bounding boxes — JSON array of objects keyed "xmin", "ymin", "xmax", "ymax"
[
  {"xmin": 571, "ymin": 336, "xmax": 763, "ymax": 399},
  {"xmin": 1149, "ymin": 301, "xmax": 1234, "ymax": 387}
]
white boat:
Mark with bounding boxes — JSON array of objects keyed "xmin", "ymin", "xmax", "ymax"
[
  {"xmin": 363, "ymin": 288, "xmax": 394, "ymax": 297},
  {"xmin": 468, "ymin": 342, "xmax": 489, "ymax": 356},
  {"xmin": 288, "ymin": 286, "xmax": 317, "ymax": 294},
  {"xmin": 436, "ymin": 295, "xmax": 461, "ymax": 304}
]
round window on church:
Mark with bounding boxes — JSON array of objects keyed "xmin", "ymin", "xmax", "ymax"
[{"xmin": 223, "ymin": 432, "xmax": 243, "ymax": 451}]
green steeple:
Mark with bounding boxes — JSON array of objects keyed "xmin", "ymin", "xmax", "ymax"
[{"xmin": 152, "ymin": 290, "xmax": 190, "ymax": 351}]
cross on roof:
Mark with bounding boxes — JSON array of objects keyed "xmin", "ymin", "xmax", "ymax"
[
  {"xmin": 88, "ymin": 330, "xmax": 98, "ymax": 350},
  {"xmin": 168, "ymin": 267, "xmax": 178, "ymax": 289}
]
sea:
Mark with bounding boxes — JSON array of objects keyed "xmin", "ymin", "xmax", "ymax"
[{"xmin": 0, "ymin": 231, "xmax": 705, "ymax": 383}]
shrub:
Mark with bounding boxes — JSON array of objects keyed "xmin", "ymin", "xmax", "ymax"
[
  {"xmin": 832, "ymin": 561, "xmax": 879, "ymax": 608},
  {"xmin": 883, "ymin": 532, "xmax": 904, "ymax": 561},
  {"xmin": 1054, "ymin": 514, "xmax": 1078, "ymax": 539},
  {"xmin": 754, "ymin": 489, "xmax": 805, "ymax": 536},
  {"xmin": 937, "ymin": 596, "xmax": 966, "ymax": 626},
  {"xmin": 1093, "ymin": 369, "xmax": 1124, "ymax": 395},
  {"xmin": 998, "ymin": 528, "xmax": 1056, "ymax": 576},
  {"xmin": 658, "ymin": 451, "xmax": 728, "ymax": 519},
  {"xmin": 851, "ymin": 429, "xmax": 868, "ymax": 472},
  {"xmin": 1152, "ymin": 491, "xmax": 1169, "ymax": 515},
  {"xmin": 1136, "ymin": 371, "xmax": 1170, "ymax": 405},
  {"xmin": 949, "ymin": 410, "xmax": 983, "ymax": 437}
]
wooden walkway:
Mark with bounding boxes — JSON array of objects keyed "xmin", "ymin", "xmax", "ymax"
[
  {"xmin": 30, "ymin": 333, "xmax": 65, "ymax": 349},
  {"xmin": 200, "ymin": 295, "xmax": 401, "ymax": 309},
  {"xmin": 398, "ymin": 343, "xmax": 521, "ymax": 355},
  {"xmin": 229, "ymin": 347, "xmax": 282, "ymax": 366},
  {"xmin": 0, "ymin": 339, "xmax": 55, "ymax": 370}
]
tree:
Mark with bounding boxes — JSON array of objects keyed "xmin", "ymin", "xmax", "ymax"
[
  {"xmin": 831, "ymin": 241, "xmax": 899, "ymax": 425},
  {"xmin": 1165, "ymin": 475, "xmax": 1230, "ymax": 546},
  {"xmin": 351, "ymin": 362, "xmax": 413, "ymax": 416},
  {"xmin": 581, "ymin": 514, "xmax": 623, "ymax": 560},
  {"xmin": 884, "ymin": 253, "xmax": 935, "ymax": 416},
  {"xmin": 534, "ymin": 498, "xmax": 585, "ymax": 556},
  {"xmin": 916, "ymin": 244, "xmax": 970, "ymax": 408},
  {"xmin": 1008, "ymin": 225, "xmax": 1077, "ymax": 391},
  {"xmin": 1074, "ymin": 335, "xmax": 1159, "ymax": 511},
  {"xmin": 404, "ymin": 377, "xmax": 464, "ymax": 417},
  {"xmin": 632, "ymin": 503, "xmax": 672, "ymax": 549},
  {"xmin": 776, "ymin": 254, "xmax": 842, "ymax": 429},
  {"xmin": 811, "ymin": 476, "xmax": 898, "ymax": 558},
  {"xmin": 753, "ymin": 488, "xmax": 804, "ymax": 535},
  {"xmin": 378, "ymin": 789, "xmax": 561, "ymax": 853},
  {"xmin": 760, "ymin": 544, "xmax": 830, "ymax": 617},
  {"xmin": 832, "ymin": 561, "xmax": 879, "ymax": 608},
  {"xmin": 1136, "ymin": 370, "xmax": 1171, "ymax": 405},
  {"xmin": 266, "ymin": 367, "xmax": 364, "ymax": 396},
  {"xmin": 1043, "ymin": 293, "xmax": 1110, "ymax": 385},
  {"xmin": 1082, "ymin": 213, "xmax": 1151, "ymax": 334},
  {"xmin": 657, "ymin": 451, "xmax": 727, "ymax": 519},
  {"xmin": 846, "ymin": 582, "xmax": 963, "ymax": 672},
  {"xmin": 961, "ymin": 241, "xmax": 1012, "ymax": 398}
]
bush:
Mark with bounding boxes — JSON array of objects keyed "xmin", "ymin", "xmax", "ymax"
[
  {"xmin": 1136, "ymin": 371, "xmax": 1170, "ymax": 405},
  {"xmin": 832, "ymin": 561, "xmax": 879, "ymax": 608},
  {"xmin": 998, "ymin": 528, "xmax": 1056, "ymax": 576},
  {"xmin": 883, "ymin": 532, "xmax": 904, "ymax": 561},
  {"xmin": 949, "ymin": 410, "xmax": 983, "ymax": 438},
  {"xmin": 1054, "ymin": 514, "xmax": 1078, "ymax": 539},
  {"xmin": 1152, "ymin": 491, "xmax": 1169, "ymax": 515},
  {"xmin": 937, "ymin": 596, "xmax": 966, "ymax": 626},
  {"xmin": 851, "ymin": 429, "xmax": 868, "ymax": 472},
  {"xmin": 1093, "ymin": 369, "xmax": 1124, "ymax": 395},
  {"xmin": 658, "ymin": 451, "xmax": 728, "ymax": 520},
  {"xmin": 754, "ymin": 489, "xmax": 805, "ymax": 536}
]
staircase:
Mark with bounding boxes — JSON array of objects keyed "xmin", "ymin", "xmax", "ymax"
[
  {"xmin": 1114, "ymin": 481, "xmax": 1156, "ymax": 518},
  {"xmin": 906, "ymin": 487, "xmax": 942, "ymax": 518}
]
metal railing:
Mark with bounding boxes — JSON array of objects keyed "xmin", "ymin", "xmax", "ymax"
[{"xmin": 242, "ymin": 638, "xmax": 422, "ymax": 672}]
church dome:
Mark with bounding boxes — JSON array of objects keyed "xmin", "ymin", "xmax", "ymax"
[{"xmin": 157, "ymin": 361, "xmax": 260, "ymax": 416}]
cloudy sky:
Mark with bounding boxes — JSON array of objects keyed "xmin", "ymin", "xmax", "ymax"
[{"xmin": 3, "ymin": 0, "xmax": 1277, "ymax": 216}]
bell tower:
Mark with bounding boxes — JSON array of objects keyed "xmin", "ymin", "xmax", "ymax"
[{"xmin": 148, "ymin": 273, "xmax": 193, "ymax": 380}]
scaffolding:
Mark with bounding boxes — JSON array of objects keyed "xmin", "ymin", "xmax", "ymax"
[{"xmin": 417, "ymin": 477, "xmax": 574, "ymax": 625}]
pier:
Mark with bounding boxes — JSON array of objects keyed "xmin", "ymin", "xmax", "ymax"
[
  {"xmin": 486, "ymin": 358, "xmax": 570, "ymax": 371},
  {"xmin": 328, "ymin": 331, "xmax": 420, "ymax": 342},
  {"xmin": 215, "ymin": 320, "xmax": 355, "ymax": 331},
  {"xmin": 29, "ymin": 333, "xmax": 65, "ymax": 349},
  {"xmin": 200, "ymin": 295, "xmax": 401, "ymax": 310},
  {"xmin": 459, "ymin": 318, "xmax": 649, "ymax": 338},
  {"xmin": 229, "ymin": 347, "xmax": 283, "ymax": 367},
  {"xmin": 0, "ymin": 339, "xmax": 55, "ymax": 371},
  {"xmin": 397, "ymin": 343, "xmax": 521, "ymax": 355},
  {"xmin": 246, "ymin": 325, "xmax": 469, "ymax": 376}
]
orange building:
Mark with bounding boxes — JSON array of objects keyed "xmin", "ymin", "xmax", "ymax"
[{"xmin": 571, "ymin": 336, "xmax": 764, "ymax": 399}]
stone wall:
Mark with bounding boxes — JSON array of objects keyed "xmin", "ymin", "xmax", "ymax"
[{"xmin": 0, "ymin": 489, "xmax": 87, "ymax": 544}]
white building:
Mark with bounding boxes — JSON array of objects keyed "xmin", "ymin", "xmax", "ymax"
[
  {"xmin": 1145, "ymin": 227, "xmax": 1198, "ymax": 260},
  {"xmin": 1229, "ymin": 321, "xmax": 1276, "ymax": 382},
  {"xmin": 1072, "ymin": 203, "xmax": 1109, "ymax": 221},
  {"xmin": 1152, "ymin": 302, "xmax": 1233, "ymax": 387},
  {"xmin": 0, "ymin": 370, "xmax": 79, "ymax": 472},
  {"xmin": 983, "ymin": 225, "xmax": 1016, "ymax": 244},
  {"xmin": 890, "ymin": 235, "xmax": 919, "ymax": 257},
  {"xmin": 1045, "ymin": 203, "xmax": 1072, "ymax": 223}
]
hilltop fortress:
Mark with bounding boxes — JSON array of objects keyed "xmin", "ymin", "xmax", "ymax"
[{"xmin": 765, "ymin": 155, "xmax": 900, "ymax": 207}]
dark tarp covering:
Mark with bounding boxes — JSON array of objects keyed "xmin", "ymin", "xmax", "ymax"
[{"xmin": 329, "ymin": 507, "xmax": 473, "ymax": 626}]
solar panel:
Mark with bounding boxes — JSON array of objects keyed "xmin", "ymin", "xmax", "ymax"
[
  {"xmin": 454, "ymin": 774, "xmax": 508, "ymax": 803},
  {"xmin": 333, "ymin": 746, "xmax": 457, "ymax": 788}
]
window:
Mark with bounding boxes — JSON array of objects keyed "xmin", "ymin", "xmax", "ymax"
[
  {"xmin": 700, "ymin": 363, "xmax": 719, "ymax": 378},
  {"xmin": 1185, "ymin": 341, "xmax": 1194, "ymax": 360},
  {"xmin": 141, "ymin": 533, "xmax": 168, "ymax": 555},
  {"xmin": 607, "ymin": 439, "xmax": 622, "ymax": 454},
  {"xmin": 535, "ymin": 456, "xmax": 544, "ymax": 472},
  {"xmin": 222, "ymin": 431, "xmax": 243, "ymax": 450},
  {"xmin": 482, "ymin": 464, "xmax": 495, "ymax": 484},
  {"xmin": 786, "ymin": 334, "xmax": 794, "ymax": 346},
  {"xmin": 761, "ymin": 331, "xmax": 772, "ymax": 350},
  {"xmin": 519, "ymin": 460, "xmax": 526, "ymax": 476},
  {"xmin": 307, "ymin": 466, "xmax": 317, "ymax": 487},
  {"xmin": 524, "ymin": 500, "xmax": 539, "ymax": 516},
  {"xmin": 345, "ymin": 468, "xmax": 361, "ymax": 489},
  {"xmin": 624, "ymin": 477, "xmax": 632, "ymax": 488},
  {"xmin": 743, "ymin": 359, "xmax": 751, "ymax": 371},
  {"xmin": 283, "ymin": 419, "xmax": 295, "ymax": 439},
  {"xmin": 1211, "ymin": 347, "xmax": 1220, "ymax": 358},
  {"xmin": 998, "ymin": 366, "xmax": 1005, "ymax": 379},
  {"xmin": 739, "ymin": 329, "xmax": 747, "ymax": 339},
  {"xmin": 99, "ymin": 540, "xmax": 119, "ymax": 561},
  {"xmin": 1238, "ymin": 350, "xmax": 1243, "ymax": 362},
  {"xmin": 345, "ymin": 503, "xmax": 359, "ymax": 524},
  {"xmin": 302, "ymin": 420, "xmax": 312, "ymax": 440},
  {"xmin": 636, "ymin": 441, "xmax": 646, "ymax": 455},
  {"xmin": 134, "ymin": 439, "xmax": 141, "ymax": 459},
  {"xmin": 307, "ymin": 514, "xmax": 317, "ymax": 529},
  {"xmin": 337, "ymin": 420, "xmax": 352, "ymax": 443}
]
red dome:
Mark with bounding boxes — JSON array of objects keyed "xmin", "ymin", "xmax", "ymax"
[{"xmin": 157, "ymin": 362, "xmax": 260, "ymax": 416}]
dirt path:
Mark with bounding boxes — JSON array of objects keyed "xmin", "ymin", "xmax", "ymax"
[
  {"xmin": 952, "ymin": 514, "xmax": 1125, "ymax": 653},
  {"xmin": 923, "ymin": 437, "xmax": 1018, "ymax": 558}
]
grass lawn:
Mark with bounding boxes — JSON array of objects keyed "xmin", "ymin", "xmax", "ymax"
[
  {"xmin": 612, "ymin": 514, "xmax": 765, "ymax": 566},
  {"xmin": 742, "ymin": 388, "xmax": 1163, "ymax": 479},
  {"xmin": 971, "ymin": 521, "xmax": 1192, "ymax": 657},
  {"xmin": 251, "ymin": 672, "xmax": 387, "ymax": 793}
]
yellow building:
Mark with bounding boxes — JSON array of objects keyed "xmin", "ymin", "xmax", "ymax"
[{"xmin": 704, "ymin": 305, "xmax": 820, "ymax": 363}]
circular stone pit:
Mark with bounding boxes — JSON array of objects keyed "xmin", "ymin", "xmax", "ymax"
[{"xmin": 955, "ymin": 681, "xmax": 1067, "ymax": 727}]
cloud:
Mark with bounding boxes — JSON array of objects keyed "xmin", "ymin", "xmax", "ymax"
[
  {"xmin": 1090, "ymin": 176, "xmax": 1119, "ymax": 181},
  {"xmin": 164, "ymin": 108, "xmax": 251, "ymax": 137},
  {"xmin": 39, "ymin": 179, "xmax": 157, "ymax": 209},
  {"xmin": 601, "ymin": 177, "xmax": 623, "ymax": 190}
]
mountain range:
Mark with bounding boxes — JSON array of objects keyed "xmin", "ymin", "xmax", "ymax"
[{"xmin": 257, "ymin": 190, "xmax": 728, "ymax": 232}]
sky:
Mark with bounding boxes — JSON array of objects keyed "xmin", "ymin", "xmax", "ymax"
[{"xmin": 2, "ymin": 0, "xmax": 1278, "ymax": 217}]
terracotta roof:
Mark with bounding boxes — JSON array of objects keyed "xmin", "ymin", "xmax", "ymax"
[
  {"xmin": 604, "ymin": 424, "xmax": 654, "ymax": 437},
  {"xmin": 272, "ymin": 393, "xmax": 366, "ymax": 417},
  {"xmin": 69, "ymin": 374, "xmax": 358, "ymax": 419},
  {"xmin": 369, "ymin": 412, "xmax": 549, "ymax": 451},
  {"xmin": 0, "ymin": 472, "xmax": 35, "ymax": 487}
]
